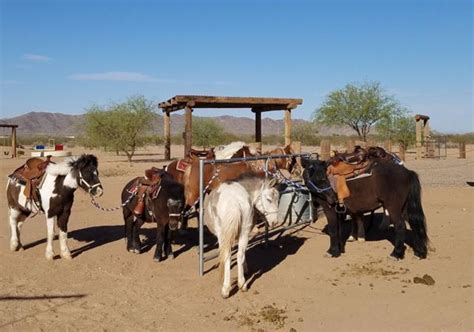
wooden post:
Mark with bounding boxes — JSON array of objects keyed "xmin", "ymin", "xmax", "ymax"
[
  {"xmin": 383, "ymin": 140, "xmax": 392, "ymax": 152},
  {"xmin": 398, "ymin": 144, "xmax": 406, "ymax": 161},
  {"xmin": 184, "ymin": 105, "xmax": 193, "ymax": 157},
  {"xmin": 459, "ymin": 142, "xmax": 466, "ymax": 159},
  {"xmin": 11, "ymin": 127, "xmax": 17, "ymax": 158},
  {"xmin": 284, "ymin": 109, "xmax": 291, "ymax": 146},
  {"xmin": 346, "ymin": 139, "xmax": 355, "ymax": 152},
  {"xmin": 416, "ymin": 119, "xmax": 423, "ymax": 159},
  {"xmin": 254, "ymin": 109, "xmax": 262, "ymax": 153},
  {"xmin": 320, "ymin": 140, "xmax": 331, "ymax": 160},
  {"xmin": 164, "ymin": 111, "xmax": 171, "ymax": 160}
]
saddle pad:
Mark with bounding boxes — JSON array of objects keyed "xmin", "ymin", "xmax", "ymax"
[{"xmin": 176, "ymin": 159, "xmax": 190, "ymax": 173}]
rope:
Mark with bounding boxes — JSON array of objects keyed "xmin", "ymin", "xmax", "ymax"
[{"xmin": 90, "ymin": 190, "xmax": 137, "ymax": 212}]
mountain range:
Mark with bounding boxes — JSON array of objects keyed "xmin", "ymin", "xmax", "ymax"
[{"xmin": 0, "ymin": 111, "xmax": 353, "ymax": 136}]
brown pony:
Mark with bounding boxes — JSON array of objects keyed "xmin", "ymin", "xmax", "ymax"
[{"xmin": 166, "ymin": 148, "xmax": 215, "ymax": 185}]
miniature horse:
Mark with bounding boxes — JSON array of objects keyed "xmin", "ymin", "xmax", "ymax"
[
  {"xmin": 121, "ymin": 175, "xmax": 185, "ymax": 262},
  {"xmin": 6, "ymin": 154, "xmax": 103, "ymax": 260},
  {"xmin": 204, "ymin": 174, "xmax": 280, "ymax": 298},
  {"xmin": 302, "ymin": 156, "xmax": 428, "ymax": 260}
]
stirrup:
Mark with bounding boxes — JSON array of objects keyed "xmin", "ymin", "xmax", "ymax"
[{"xmin": 335, "ymin": 203, "xmax": 346, "ymax": 214}]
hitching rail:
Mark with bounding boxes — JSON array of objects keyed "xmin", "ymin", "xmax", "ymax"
[{"xmin": 198, "ymin": 153, "xmax": 312, "ymax": 276}]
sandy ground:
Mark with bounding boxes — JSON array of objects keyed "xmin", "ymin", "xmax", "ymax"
[{"xmin": 0, "ymin": 144, "xmax": 473, "ymax": 331}]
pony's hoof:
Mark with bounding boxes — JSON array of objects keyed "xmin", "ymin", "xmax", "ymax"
[
  {"xmin": 9, "ymin": 242, "xmax": 21, "ymax": 252},
  {"xmin": 128, "ymin": 248, "xmax": 141, "ymax": 254},
  {"xmin": 221, "ymin": 289, "xmax": 230, "ymax": 299},
  {"xmin": 388, "ymin": 255, "xmax": 400, "ymax": 262},
  {"xmin": 347, "ymin": 235, "xmax": 356, "ymax": 242},
  {"xmin": 239, "ymin": 283, "xmax": 248, "ymax": 292},
  {"xmin": 168, "ymin": 253, "xmax": 175, "ymax": 260},
  {"xmin": 324, "ymin": 252, "xmax": 338, "ymax": 258},
  {"xmin": 45, "ymin": 252, "xmax": 55, "ymax": 260},
  {"xmin": 153, "ymin": 256, "xmax": 164, "ymax": 263},
  {"xmin": 61, "ymin": 251, "xmax": 72, "ymax": 260},
  {"xmin": 357, "ymin": 238, "xmax": 366, "ymax": 242}
]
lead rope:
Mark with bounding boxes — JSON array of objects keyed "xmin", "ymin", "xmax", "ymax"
[{"xmin": 90, "ymin": 189, "xmax": 137, "ymax": 212}]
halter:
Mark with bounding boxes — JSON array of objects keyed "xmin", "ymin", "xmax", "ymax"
[
  {"xmin": 79, "ymin": 170, "xmax": 102, "ymax": 194},
  {"xmin": 258, "ymin": 181, "xmax": 279, "ymax": 216},
  {"xmin": 307, "ymin": 179, "xmax": 332, "ymax": 194}
]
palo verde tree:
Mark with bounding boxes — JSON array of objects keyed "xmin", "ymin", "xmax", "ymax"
[
  {"xmin": 313, "ymin": 81, "xmax": 403, "ymax": 141},
  {"xmin": 192, "ymin": 118, "xmax": 225, "ymax": 148},
  {"xmin": 377, "ymin": 113, "xmax": 416, "ymax": 151},
  {"xmin": 83, "ymin": 96, "xmax": 156, "ymax": 163}
]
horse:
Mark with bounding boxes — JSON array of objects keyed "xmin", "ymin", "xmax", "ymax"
[
  {"xmin": 121, "ymin": 175, "xmax": 185, "ymax": 262},
  {"xmin": 6, "ymin": 154, "xmax": 103, "ymax": 260},
  {"xmin": 166, "ymin": 148, "xmax": 215, "ymax": 185},
  {"xmin": 301, "ymin": 155, "xmax": 428, "ymax": 260},
  {"xmin": 204, "ymin": 174, "xmax": 280, "ymax": 298}
]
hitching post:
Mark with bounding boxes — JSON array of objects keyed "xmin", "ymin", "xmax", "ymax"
[{"xmin": 198, "ymin": 157, "xmax": 205, "ymax": 276}]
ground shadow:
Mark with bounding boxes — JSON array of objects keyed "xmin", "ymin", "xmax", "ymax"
[
  {"xmin": 22, "ymin": 235, "xmax": 58, "ymax": 250},
  {"xmin": 0, "ymin": 294, "xmax": 86, "ymax": 301},
  {"xmin": 69, "ymin": 225, "xmax": 129, "ymax": 257}
]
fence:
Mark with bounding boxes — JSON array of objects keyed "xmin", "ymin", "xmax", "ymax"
[{"xmin": 197, "ymin": 153, "xmax": 314, "ymax": 276}]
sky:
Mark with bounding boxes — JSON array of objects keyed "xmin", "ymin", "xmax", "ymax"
[{"xmin": 1, "ymin": 0, "xmax": 472, "ymax": 133}]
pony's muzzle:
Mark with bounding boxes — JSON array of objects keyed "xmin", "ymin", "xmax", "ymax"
[{"xmin": 92, "ymin": 186, "xmax": 104, "ymax": 198}]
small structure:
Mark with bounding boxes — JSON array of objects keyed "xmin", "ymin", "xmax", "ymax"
[
  {"xmin": 158, "ymin": 95, "xmax": 303, "ymax": 159},
  {"xmin": 0, "ymin": 124, "xmax": 18, "ymax": 158},
  {"xmin": 415, "ymin": 114, "xmax": 430, "ymax": 159}
]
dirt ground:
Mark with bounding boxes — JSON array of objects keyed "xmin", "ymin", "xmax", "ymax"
[{"xmin": 0, "ymin": 144, "xmax": 473, "ymax": 331}]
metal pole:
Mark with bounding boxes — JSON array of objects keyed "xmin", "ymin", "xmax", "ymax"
[{"xmin": 198, "ymin": 158, "xmax": 205, "ymax": 276}]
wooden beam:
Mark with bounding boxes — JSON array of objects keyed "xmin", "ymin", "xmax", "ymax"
[
  {"xmin": 254, "ymin": 109, "xmax": 262, "ymax": 153},
  {"xmin": 184, "ymin": 106, "xmax": 193, "ymax": 157},
  {"xmin": 11, "ymin": 126, "xmax": 17, "ymax": 158},
  {"xmin": 284, "ymin": 109, "xmax": 292, "ymax": 146},
  {"xmin": 164, "ymin": 111, "xmax": 171, "ymax": 160}
]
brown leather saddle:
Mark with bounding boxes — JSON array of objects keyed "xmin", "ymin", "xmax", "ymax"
[
  {"xmin": 131, "ymin": 167, "xmax": 167, "ymax": 216},
  {"xmin": 9, "ymin": 156, "xmax": 53, "ymax": 207}
]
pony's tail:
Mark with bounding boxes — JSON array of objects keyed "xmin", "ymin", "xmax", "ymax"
[
  {"xmin": 405, "ymin": 170, "xmax": 429, "ymax": 258},
  {"xmin": 218, "ymin": 213, "xmax": 240, "ymax": 281}
]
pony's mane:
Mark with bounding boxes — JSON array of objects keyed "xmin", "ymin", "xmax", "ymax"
[
  {"xmin": 45, "ymin": 157, "xmax": 76, "ymax": 176},
  {"xmin": 215, "ymin": 141, "xmax": 247, "ymax": 160}
]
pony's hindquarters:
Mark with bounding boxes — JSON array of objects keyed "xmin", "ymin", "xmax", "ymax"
[{"xmin": 405, "ymin": 170, "xmax": 429, "ymax": 258}]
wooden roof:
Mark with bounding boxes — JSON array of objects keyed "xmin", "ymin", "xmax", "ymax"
[
  {"xmin": 0, "ymin": 124, "xmax": 18, "ymax": 128},
  {"xmin": 159, "ymin": 95, "xmax": 303, "ymax": 113}
]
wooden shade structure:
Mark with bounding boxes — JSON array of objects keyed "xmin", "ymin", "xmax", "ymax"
[
  {"xmin": 159, "ymin": 95, "xmax": 303, "ymax": 159},
  {"xmin": 0, "ymin": 124, "xmax": 18, "ymax": 158}
]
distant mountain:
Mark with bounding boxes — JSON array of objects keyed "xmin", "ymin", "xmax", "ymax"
[{"xmin": 0, "ymin": 111, "xmax": 353, "ymax": 136}]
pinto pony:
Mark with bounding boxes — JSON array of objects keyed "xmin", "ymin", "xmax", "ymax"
[
  {"xmin": 6, "ymin": 155, "xmax": 103, "ymax": 260},
  {"xmin": 204, "ymin": 175, "xmax": 280, "ymax": 298}
]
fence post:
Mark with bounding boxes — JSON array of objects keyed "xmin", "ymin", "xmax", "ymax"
[
  {"xmin": 383, "ymin": 140, "xmax": 392, "ymax": 152},
  {"xmin": 459, "ymin": 142, "xmax": 466, "ymax": 159},
  {"xmin": 398, "ymin": 144, "xmax": 406, "ymax": 161},
  {"xmin": 320, "ymin": 140, "xmax": 331, "ymax": 160},
  {"xmin": 346, "ymin": 139, "xmax": 355, "ymax": 152}
]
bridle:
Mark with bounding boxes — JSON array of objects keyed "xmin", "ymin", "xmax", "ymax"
[
  {"xmin": 258, "ymin": 182, "xmax": 279, "ymax": 217},
  {"xmin": 79, "ymin": 170, "xmax": 102, "ymax": 194}
]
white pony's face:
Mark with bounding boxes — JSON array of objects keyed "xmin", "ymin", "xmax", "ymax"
[{"xmin": 256, "ymin": 183, "xmax": 280, "ymax": 227}]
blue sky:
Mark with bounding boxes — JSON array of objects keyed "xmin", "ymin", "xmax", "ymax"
[{"xmin": 1, "ymin": 0, "xmax": 472, "ymax": 133}]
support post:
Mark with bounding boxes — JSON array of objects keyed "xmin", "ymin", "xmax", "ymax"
[
  {"xmin": 320, "ymin": 140, "xmax": 331, "ymax": 160},
  {"xmin": 399, "ymin": 144, "xmax": 406, "ymax": 161},
  {"xmin": 416, "ymin": 119, "xmax": 423, "ymax": 159},
  {"xmin": 459, "ymin": 142, "xmax": 466, "ymax": 159},
  {"xmin": 164, "ymin": 111, "xmax": 171, "ymax": 160},
  {"xmin": 284, "ymin": 109, "xmax": 291, "ymax": 146},
  {"xmin": 11, "ymin": 127, "xmax": 17, "ymax": 158},
  {"xmin": 254, "ymin": 109, "xmax": 262, "ymax": 153},
  {"xmin": 184, "ymin": 105, "xmax": 193, "ymax": 157},
  {"xmin": 198, "ymin": 158, "xmax": 205, "ymax": 276}
]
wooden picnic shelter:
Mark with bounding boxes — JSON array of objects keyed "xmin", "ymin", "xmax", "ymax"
[
  {"xmin": 0, "ymin": 124, "xmax": 18, "ymax": 158},
  {"xmin": 158, "ymin": 95, "xmax": 303, "ymax": 159}
]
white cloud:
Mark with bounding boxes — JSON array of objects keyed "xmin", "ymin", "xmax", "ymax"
[
  {"xmin": 68, "ymin": 71, "xmax": 169, "ymax": 82},
  {"xmin": 22, "ymin": 54, "xmax": 51, "ymax": 62}
]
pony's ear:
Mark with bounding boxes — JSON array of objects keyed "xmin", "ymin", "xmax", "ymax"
[{"xmin": 301, "ymin": 156, "xmax": 310, "ymax": 168}]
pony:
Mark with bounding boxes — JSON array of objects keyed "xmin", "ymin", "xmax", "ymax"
[
  {"xmin": 6, "ymin": 154, "xmax": 103, "ymax": 260},
  {"xmin": 121, "ymin": 175, "xmax": 185, "ymax": 262},
  {"xmin": 165, "ymin": 148, "xmax": 215, "ymax": 185},
  {"xmin": 301, "ymin": 156, "xmax": 428, "ymax": 260},
  {"xmin": 204, "ymin": 174, "xmax": 280, "ymax": 298}
]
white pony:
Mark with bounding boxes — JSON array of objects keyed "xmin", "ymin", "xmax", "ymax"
[
  {"xmin": 204, "ymin": 174, "xmax": 280, "ymax": 298},
  {"xmin": 214, "ymin": 141, "xmax": 257, "ymax": 160}
]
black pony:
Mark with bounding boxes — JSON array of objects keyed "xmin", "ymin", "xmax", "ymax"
[
  {"xmin": 121, "ymin": 176, "xmax": 185, "ymax": 262},
  {"xmin": 301, "ymin": 156, "xmax": 428, "ymax": 260}
]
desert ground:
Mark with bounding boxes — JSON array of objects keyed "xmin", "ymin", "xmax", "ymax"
[{"xmin": 0, "ymin": 144, "xmax": 473, "ymax": 331}]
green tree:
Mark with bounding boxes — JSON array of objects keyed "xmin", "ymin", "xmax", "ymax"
[
  {"xmin": 192, "ymin": 118, "xmax": 225, "ymax": 148},
  {"xmin": 377, "ymin": 114, "xmax": 416, "ymax": 150},
  {"xmin": 83, "ymin": 96, "xmax": 156, "ymax": 163},
  {"xmin": 291, "ymin": 122, "xmax": 320, "ymax": 146},
  {"xmin": 313, "ymin": 81, "xmax": 403, "ymax": 141}
]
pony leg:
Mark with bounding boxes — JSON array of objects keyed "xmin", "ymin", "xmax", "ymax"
[
  {"xmin": 221, "ymin": 249, "xmax": 232, "ymax": 298},
  {"xmin": 324, "ymin": 207, "xmax": 342, "ymax": 257},
  {"xmin": 9, "ymin": 208, "xmax": 24, "ymax": 251},
  {"xmin": 165, "ymin": 226, "xmax": 174, "ymax": 259},
  {"xmin": 390, "ymin": 211, "xmax": 406, "ymax": 260},
  {"xmin": 153, "ymin": 224, "xmax": 164, "ymax": 262},
  {"xmin": 45, "ymin": 217, "xmax": 57, "ymax": 260},
  {"xmin": 57, "ymin": 212, "xmax": 72, "ymax": 259},
  {"xmin": 237, "ymin": 231, "xmax": 250, "ymax": 291},
  {"xmin": 130, "ymin": 216, "xmax": 144, "ymax": 254},
  {"xmin": 356, "ymin": 213, "xmax": 365, "ymax": 242}
]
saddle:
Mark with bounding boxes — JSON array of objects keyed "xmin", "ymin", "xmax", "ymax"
[
  {"xmin": 9, "ymin": 156, "xmax": 53, "ymax": 207},
  {"xmin": 327, "ymin": 147, "xmax": 373, "ymax": 206},
  {"xmin": 132, "ymin": 167, "xmax": 166, "ymax": 216}
]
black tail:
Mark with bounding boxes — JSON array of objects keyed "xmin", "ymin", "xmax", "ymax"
[{"xmin": 405, "ymin": 170, "xmax": 429, "ymax": 258}]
